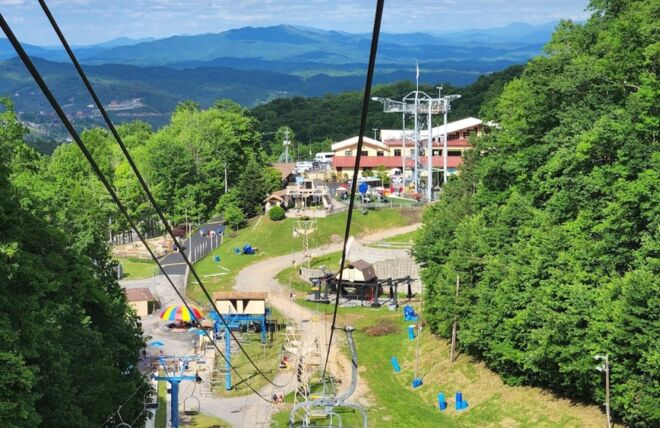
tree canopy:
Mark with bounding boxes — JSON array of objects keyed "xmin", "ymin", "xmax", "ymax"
[
  {"xmin": 415, "ymin": 1, "xmax": 659, "ymax": 425},
  {"xmin": 0, "ymin": 97, "xmax": 147, "ymax": 426}
]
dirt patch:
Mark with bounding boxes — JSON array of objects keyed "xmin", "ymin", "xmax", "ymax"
[
  {"xmin": 365, "ymin": 321, "xmax": 399, "ymax": 337},
  {"xmin": 330, "ymin": 234, "xmax": 342, "ymax": 244}
]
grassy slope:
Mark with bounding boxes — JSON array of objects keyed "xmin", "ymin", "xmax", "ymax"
[
  {"xmin": 187, "ymin": 208, "xmax": 420, "ymax": 302},
  {"xmin": 272, "ymin": 306, "xmax": 606, "ymax": 427},
  {"xmin": 271, "ymin": 242, "xmax": 607, "ymax": 427},
  {"xmin": 213, "ymin": 308, "xmax": 289, "ymax": 397},
  {"xmin": 114, "ymin": 256, "xmax": 157, "ymax": 280}
]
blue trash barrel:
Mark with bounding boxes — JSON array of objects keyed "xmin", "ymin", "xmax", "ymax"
[
  {"xmin": 407, "ymin": 325, "xmax": 416, "ymax": 340},
  {"xmin": 438, "ymin": 393, "xmax": 447, "ymax": 410},
  {"xmin": 391, "ymin": 356, "xmax": 401, "ymax": 373},
  {"xmin": 214, "ymin": 255, "xmax": 221, "ymax": 262}
]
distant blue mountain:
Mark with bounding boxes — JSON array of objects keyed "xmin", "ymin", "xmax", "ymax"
[{"xmin": 77, "ymin": 22, "xmax": 557, "ymax": 67}]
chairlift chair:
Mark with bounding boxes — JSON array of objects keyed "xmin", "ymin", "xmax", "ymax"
[
  {"xmin": 183, "ymin": 380, "xmax": 201, "ymax": 415},
  {"xmin": 183, "ymin": 396, "xmax": 200, "ymax": 415}
]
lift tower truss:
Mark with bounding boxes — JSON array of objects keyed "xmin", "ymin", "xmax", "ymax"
[{"xmin": 373, "ymin": 87, "xmax": 460, "ymax": 202}]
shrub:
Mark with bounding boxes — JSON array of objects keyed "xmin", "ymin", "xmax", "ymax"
[{"xmin": 268, "ymin": 205, "xmax": 286, "ymax": 221}]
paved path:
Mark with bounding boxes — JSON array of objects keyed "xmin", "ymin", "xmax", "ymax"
[{"xmin": 160, "ymin": 219, "xmax": 225, "ymax": 275}]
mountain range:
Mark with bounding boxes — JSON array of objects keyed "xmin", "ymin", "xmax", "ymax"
[{"xmin": 0, "ymin": 22, "xmax": 560, "ymax": 136}]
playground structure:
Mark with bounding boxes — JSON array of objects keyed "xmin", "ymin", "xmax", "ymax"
[
  {"xmin": 210, "ymin": 292, "xmax": 270, "ymax": 390},
  {"xmin": 286, "ymin": 178, "xmax": 333, "ymax": 211},
  {"xmin": 307, "ymin": 265, "xmax": 415, "ymax": 307}
]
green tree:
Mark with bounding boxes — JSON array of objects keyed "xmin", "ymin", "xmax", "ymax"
[
  {"xmin": 0, "ymin": 97, "xmax": 147, "ymax": 426},
  {"xmin": 415, "ymin": 1, "xmax": 660, "ymax": 424},
  {"xmin": 223, "ymin": 204, "xmax": 246, "ymax": 230},
  {"xmin": 235, "ymin": 157, "xmax": 269, "ymax": 217}
]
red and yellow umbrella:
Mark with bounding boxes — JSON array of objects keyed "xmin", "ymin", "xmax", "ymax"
[{"xmin": 160, "ymin": 304, "xmax": 203, "ymax": 322}]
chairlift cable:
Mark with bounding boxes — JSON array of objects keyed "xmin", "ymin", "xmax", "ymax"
[
  {"xmin": 321, "ymin": 0, "xmax": 385, "ymax": 380},
  {"xmin": 0, "ymin": 13, "xmax": 274, "ymax": 405},
  {"xmin": 97, "ymin": 383, "xmax": 148, "ymax": 428},
  {"xmin": 37, "ymin": 0, "xmax": 291, "ymax": 390}
]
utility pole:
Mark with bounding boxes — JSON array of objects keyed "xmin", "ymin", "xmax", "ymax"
[
  {"xmin": 401, "ymin": 112, "xmax": 406, "ymax": 195},
  {"xmin": 595, "ymin": 354, "xmax": 612, "ymax": 428},
  {"xmin": 283, "ymin": 128, "xmax": 291, "ymax": 164},
  {"xmin": 224, "ymin": 161, "xmax": 228, "ymax": 193},
  {"xmin": 450, "ymin": 275, "xmax": 460, "ymax": 363}
]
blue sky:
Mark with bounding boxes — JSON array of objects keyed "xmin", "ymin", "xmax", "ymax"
[{"xmin": 1, "ymin": 0, "xmax": 591, "ymax": 45}]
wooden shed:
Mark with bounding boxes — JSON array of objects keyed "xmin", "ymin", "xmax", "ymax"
[
  {"xmin": 212, "ymin": 291, "xmax": 268, "ymax": 315},
  {"xmin": 125, "ymin": 287, "xmax": 156, "ymax": 317},
  {"xmin": 336, "ymin": 259, "xmax": 377, "ymax": 282}
]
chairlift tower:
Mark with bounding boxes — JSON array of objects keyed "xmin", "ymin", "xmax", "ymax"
[
  {"xmin": 294, "ymin": 219, "xmax": 317, "ymax": 269},
  {"xmin": 372, "ymin": 68, "xmax": 460, "ymax": 201}
]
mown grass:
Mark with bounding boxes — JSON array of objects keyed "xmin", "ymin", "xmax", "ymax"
[
  {"xmin": 183, "ymin": 413, "xmax": 229, "ymax": 427},
  {"xmin": 212, "ymin": 308, "xmax": 289, "ymax": 398},
  {"xmin": 114, "ymin": 256, "xmax": 157, "ymax": 280},
  {"xmin": 187, "ymin": 209, "xmax": 419, "ymax": 302},
  {"xmin": 155, "ymin": 379, "xmax": 167, "ymax": 428}
]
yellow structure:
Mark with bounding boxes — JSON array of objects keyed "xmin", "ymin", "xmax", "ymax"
[{"xmin": 212, "ymin": 291, "xmax": 267, "ymax": 315}]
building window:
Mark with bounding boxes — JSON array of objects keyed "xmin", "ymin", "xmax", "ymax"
[
  {"xmin": 376, "ymin": 151, "xmax": 384, "ymax": 157},
  {"xmin": 409, "ymin": 149, "xmax": 415, "ymax": 156},
  {"xmin": 432, "ymin": 149, "xmax": 441, "ymax": 156},
  {"xmin": 345, "ymin": 150, "xmax": 353, "ymax": 156},
  {"xmin": 361, "ymin": 150, "xmax": 368, "ymax": 156},
  {"xmin": 394, "ymin": 149, "xmax": 401, "ymax": 156},
  {"xmin": 448, "ymin": 150, "xmax": 462, "ymax": 156}
]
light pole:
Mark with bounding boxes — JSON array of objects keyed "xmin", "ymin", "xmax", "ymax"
[{"xmin": 595, "ymin": 354, "xmax": 612, "ymax": 428}]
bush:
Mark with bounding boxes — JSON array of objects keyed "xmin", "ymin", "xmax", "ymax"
[{"xmin": 268, "ymin": 205, "xmax": 286, "ymax": 221}]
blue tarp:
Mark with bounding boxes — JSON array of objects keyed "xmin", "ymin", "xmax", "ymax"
[{"xmin": 403, "ymin": 305, "xmax": 418, "ymax": 321}]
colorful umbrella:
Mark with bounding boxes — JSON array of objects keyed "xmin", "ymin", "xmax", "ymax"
[
  {"xmin": 160, "ymin": 304, "xmax": 203, "ymax": 322},
  {"xmin": 148, "ymin": 340, "xmax": 164, "ymax": 347}
]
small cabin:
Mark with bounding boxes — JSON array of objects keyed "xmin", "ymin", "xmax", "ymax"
[
  {"xmin": 212, "ymin": 291, "xmax": 267, "ymax": 315},
  {"xmin": 263, "ymin": 191, "xmax": 285, "ymax": 213},
  {"xmin": 336, "ymin": 259, "xmax": 377, "ymax": 283},
  {"xmin": 125, "ymin": 287, "xmax": 157, "ymax": 317}
]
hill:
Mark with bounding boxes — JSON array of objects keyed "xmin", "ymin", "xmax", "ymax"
[{"xmin": 1, "ymin": 57, "xmax": 521, "ymax": 141}]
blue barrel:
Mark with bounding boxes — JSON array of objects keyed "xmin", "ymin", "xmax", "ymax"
[
  {"xmin": 412, "ymin": 378, "xmax": 423, "ymax": 388},
  {"xmin": 408, "ymin": 325, "xmax": 415, "ymax": 340},
  {"xmin": 438, "ymin": 393, "xmax": 447, "ymax": 410},
  {"xmin": 455, "ymin": 391, "xmax": 463, "ymax": 403},
  {"xmin": 214, "ymin": 255, "xmax": 221, "ymax": 262},
  {"xmin": 391, "ymin": 356, "xmax": 401, "ymax": 373}
]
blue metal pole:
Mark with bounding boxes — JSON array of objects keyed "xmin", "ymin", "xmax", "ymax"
[
  {"xmin": 261, "ymin": 315, "xmax": 266, "ymax": 344},
  {"xmin": 225, "ymin": 327, "xmax": 232, "ymax": 390},
  {"xmin": 170, "ymin": 380, "xmax": 180, "ymax": 428}
]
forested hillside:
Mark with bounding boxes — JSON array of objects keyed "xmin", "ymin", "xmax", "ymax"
[
  {"xmin": 415, "ymin": 0, "xmax": 659, "ymax": 426},
  {"xmin": 0, "ymin": 99, "xmax": 147, "ymax": 425},
  {"xmin": 252, "ymin": 65, "xmax": 523, "ymax": 158}
]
